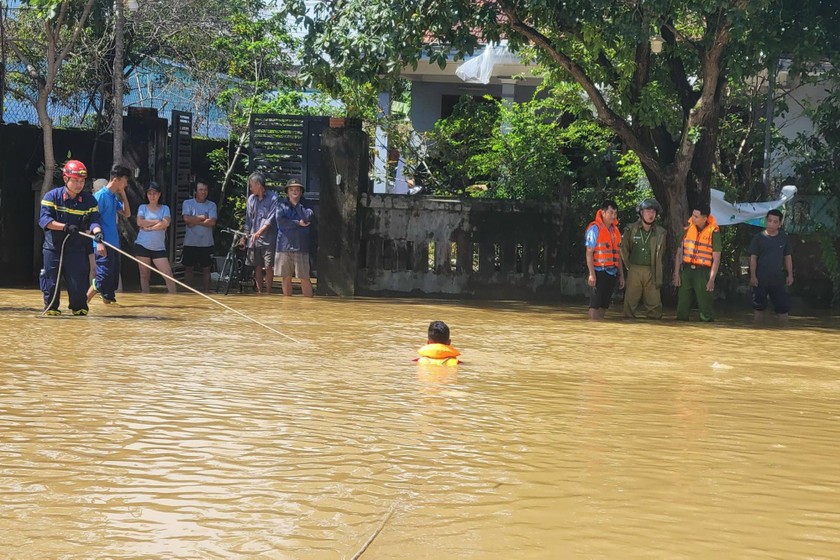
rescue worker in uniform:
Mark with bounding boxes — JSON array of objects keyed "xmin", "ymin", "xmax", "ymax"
[
  {"xmin": 620, "ymin": 198, "xmax": 666, "ymax": 319},
  {"xmin": 415, "ymin": 321, "xmax": 461, "ymax": 366},
  {"xmin": 585, "ymin": 199, "xmax": 625, "ymax": 320},
  {"xmin": 39, "ymin": 160, "xmax": 105, "ymax": 316},
  {"xmin": 673, "ymin": 204, "xmax": 721, "ymax": 322}
]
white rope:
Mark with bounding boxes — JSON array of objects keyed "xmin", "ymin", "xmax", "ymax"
[{"xmin": 79, "ymin": 232, "xmax": 301, "ymax": 343}]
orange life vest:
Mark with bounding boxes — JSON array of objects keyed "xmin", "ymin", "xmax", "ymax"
[
  {"xmin": 682, "ymin": 214, "xmax": 719, "ymax": 267},
  {"xmin": 587, "ymin": 210, "xmax": 621, "ymax": 268},
  {"xmin": 415, "ymin": 343, "xmax": 461, "ymax": 367}
]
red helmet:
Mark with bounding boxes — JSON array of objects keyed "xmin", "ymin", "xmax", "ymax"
[{"xmin": 63, "ymin": 160, "xmax": 88, "ymax": 178}]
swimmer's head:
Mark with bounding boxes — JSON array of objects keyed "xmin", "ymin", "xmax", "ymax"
[{"xmin": 427, "ymin": 321, "xmax": 451, "ymax": 345}]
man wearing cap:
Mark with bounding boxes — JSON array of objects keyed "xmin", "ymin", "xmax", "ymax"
[
  {"xmin": 620, "ymin": 198, "xmax": 666, "ymax": 319},
  {"xmin": 87, "ymin": 164, "xmax": 132, "ymax": 305},
  {"xmin": 241, "ymin": 172, "xmax": 278, "ymax": 295},
  {"xmin": 673, "ymin": 204, "xmax": 721, "ymax": 322},
  {"xmin": 274, "ymin": 178, "xmax": 314, "ymax": 297},
  {"xmin": 38, "ymin": 160, "xmax": 105, "ymax": 316}
]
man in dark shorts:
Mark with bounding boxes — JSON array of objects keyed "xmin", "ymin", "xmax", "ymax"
[
  {"xmin": 584, "ymin": 199, "xmax": 625, "ymax": 320},
  {"xmin": 749, "ymin": 209, "xmax": 794, "ymax": 323},
  {"xmin": 181, "ymin": 180, "xmax": 217, "ymax": 292}
]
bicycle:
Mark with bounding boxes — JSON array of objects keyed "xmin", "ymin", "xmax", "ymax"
[{"xmin": 215, "ymin": 228, "xmax": 255, "ymax": 294}]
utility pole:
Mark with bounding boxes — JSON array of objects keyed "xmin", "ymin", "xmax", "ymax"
[
  {"xmin": 761, "ymin": 57, "xmax": 779, "ymax": 200},
  {"xmin": 0, "ymin": 1, "xmax": 7, "ymax": 123},
  {"xmin": 112, "ymin": 0, "xmax": 125, "ymax": 164}
]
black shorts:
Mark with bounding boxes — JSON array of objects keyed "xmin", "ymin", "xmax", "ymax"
[
  {"xmin": 589, "ymin": 269, "xmax": 618, "ymax": 309},
  {"xmin": 182, "ymin": 245, "xmax": 213, "ymax": 268},
  {"xmin": 135, "ymin": 244, "xmax": 169, "ymax": 259},
  {"xmin": 752, "ymin": 284, "xmax": 791, "ymax": 314}
]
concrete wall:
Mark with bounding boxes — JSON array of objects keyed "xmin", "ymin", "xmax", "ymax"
[{"xmin": 354, "ymin": 193, "xmax": 587, "ymax": 300}]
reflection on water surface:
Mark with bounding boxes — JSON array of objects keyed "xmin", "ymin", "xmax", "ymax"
[{"xmin": 2, "ymin": 288, "xmax": 839, "ymax": 559}]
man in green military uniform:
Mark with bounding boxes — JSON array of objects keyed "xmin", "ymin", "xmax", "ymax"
[
  {"xmin": 673, "ymin": 204, "xmax": 722, "ymax": 322},
  {"xmin": 620, "ymin": 199, "xmax": 666, "ymax": 319}
]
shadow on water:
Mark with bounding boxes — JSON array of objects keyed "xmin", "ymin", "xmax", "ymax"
[{"xmin": 0, "ymin": 307, "xmax": 183, "ymax": 322}]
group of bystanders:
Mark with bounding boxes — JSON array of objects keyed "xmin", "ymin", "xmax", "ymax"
[{"xmin": 37, "ymin": 161, "xmax": 315, "ymax": 315}]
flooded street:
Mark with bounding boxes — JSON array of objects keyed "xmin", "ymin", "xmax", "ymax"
[{"xmin": 1, "ymin": 287, "xmax": 839, "ymax": 559}]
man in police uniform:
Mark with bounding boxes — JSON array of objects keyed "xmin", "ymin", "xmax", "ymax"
[
  {"xmin": 621, "ymin": 199, "xmax": 666, "ymax": 319},
  {"xmin": 39, "ymin": 160, "xmax": 105, "ymax": 316},
  {"xmin": 673, "ymin": 204, "xmax": 721, "ymax": 322}
]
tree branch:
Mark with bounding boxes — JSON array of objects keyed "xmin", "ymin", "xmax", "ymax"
[
  {"xmin": 661, "ymin": 22, "xmax": 699, "ymax": 115},
  {"xmin": 56, "ymin": 0, "xmax": 96, "ymax": 66},
  {"xmin": 674, "ymin": 8, "xmax": 733, "ymax": 180},
  {"xmin": 498, "ymin": 3, "xmax": 664, "ymax": 177}
]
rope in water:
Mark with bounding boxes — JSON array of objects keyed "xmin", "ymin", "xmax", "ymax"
[
  {"xmin": 41, "ymin": 234, "xmax": 70, "ymax": 316},
  {"xmin": 75, "ymin": 231, "xmax": 300, "ymax": 343}
]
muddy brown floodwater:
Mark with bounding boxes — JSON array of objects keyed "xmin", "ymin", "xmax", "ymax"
[{"xmin": 1, "ymin": 288, "xmax": 839, "ymax": 559}]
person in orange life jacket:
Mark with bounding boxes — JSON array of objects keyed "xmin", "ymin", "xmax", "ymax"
[
  {"xmin": 585, "ymin": 199, "xmax": 625, "ymax": 320},
  {"xmin": 673, "ymin": 204, "xmax": 721, "ymax": 322},
  {"xmin": 38, "ymin": 160, "xmax": 105, "ymax": 316},
  {"xmin": 415, "ymin": 321, "xmax": 461, "ymax": 366}
]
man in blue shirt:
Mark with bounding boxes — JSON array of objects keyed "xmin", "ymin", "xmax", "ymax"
[
  {"xmin": 274, "ymin": 179, "xmax": 314, "ymax": 297},
  {"xmin": 87, "ymin": 164, "xmax": 131, "ymax": 304},
  {"xmin": 38, "ymin": 160, "xmax": 104, "ymax": 316},
  {"xmin": 182, "ymin": 179, "xmax": 217, "ymax": 292},
  {"xmin": 241, "ymin": 172, "xmax": 278, "ymax": 295},
  {"xmin": 584, "ymin": 199, "xmax": 625, "ymax": 320}
]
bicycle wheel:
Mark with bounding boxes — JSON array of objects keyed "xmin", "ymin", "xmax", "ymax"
[
  {"xmin": 224, "ymin": 256, "xmax": 240, "ymax": 295},
  {"xmin": 216, "ymin": 252, "xmax": 236, "ymax": 295}
]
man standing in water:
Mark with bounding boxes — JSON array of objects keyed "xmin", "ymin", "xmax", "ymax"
[
  {"xmin": 87, "ymin": 164, "xmax": 132, "ymax": 305},
  {"xmin": 621, "ymin": 198, "xmax": 666, "ymax": 319},
  {"xmin": 585, "ymin": 199, "xmax": 624, "ymax": 320},
  {"xmin": 749, "ymin": 209, "xmax": 794, "ymax": 323},
  {"xmin": 39, "ymin": 160, "xmax": 105, "ymax": 316},
  {"xmin": 274, "ymin": 178, "xmax": 314, "ymax": 297},
  {"xmin": 182, "ymin": 179, "xmax": 217, "ymax": 292},
  {"xmin": 674, "ymin": 204, "xmax": 721, "ymax": 322},
  {"xmin": 241, "ymin": 172, "xmax": 278, "ymax": 295}
]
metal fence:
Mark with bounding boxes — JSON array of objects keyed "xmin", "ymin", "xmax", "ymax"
[{"xmin": 1, "ymin": 62, "xmax": 230, "ymax": 139}]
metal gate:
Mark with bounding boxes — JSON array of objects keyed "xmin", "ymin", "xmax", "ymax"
[
  {"xmin": 169, "ymin": 110, "xmax": 192, "ymax": 264},
  {"xmin": 248, "ymin": 114, "xmax": 328, "ymax": 197}
]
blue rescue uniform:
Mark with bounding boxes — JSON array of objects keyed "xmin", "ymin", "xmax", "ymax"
[{"xmin": 39, "ymin": 186, "xmax": 102, "ymax": 313}]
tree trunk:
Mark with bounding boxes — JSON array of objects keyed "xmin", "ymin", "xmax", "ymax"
[
  {"xmin": 216, "ymin": 131, "xmax": 247, "ymax": 215},
  {"xmin": 645, "ymin": 167, "xmax": 688, "ymax": 294},
  {"xmin": 37, "ymin": 96, "xmax": 56, "ymax": 196}
]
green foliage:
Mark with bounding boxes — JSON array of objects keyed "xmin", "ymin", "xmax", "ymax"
[
  {"xmin": 207, "ymin": 146, "xmax": 247, "ymax": 227},
  {"xmin": 423, "ymin": 81, "xmax": 645, "ymax": 211},
  {"xmin": 288, "ymin": 0, "xmax": 840, "ymax": 254}
]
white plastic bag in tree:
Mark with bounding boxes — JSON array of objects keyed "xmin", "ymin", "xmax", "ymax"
[{"xmin": 455, "ymin": 43, "xmax": 520, "ymax": 84}]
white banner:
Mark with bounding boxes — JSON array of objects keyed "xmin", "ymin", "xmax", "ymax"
[{"xmin": 711, "ymin": 185, "xmax": 797, "ymax": 226}]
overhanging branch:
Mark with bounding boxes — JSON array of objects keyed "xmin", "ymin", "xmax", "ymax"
[{"xmin": 498, "ymin": 3, "xmax": 665, "ymax": 177}]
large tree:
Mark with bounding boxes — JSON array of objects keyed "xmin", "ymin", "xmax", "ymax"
[{"xmin": 287, "ymin": 0, "xmax": 838, "ymax": 249}]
